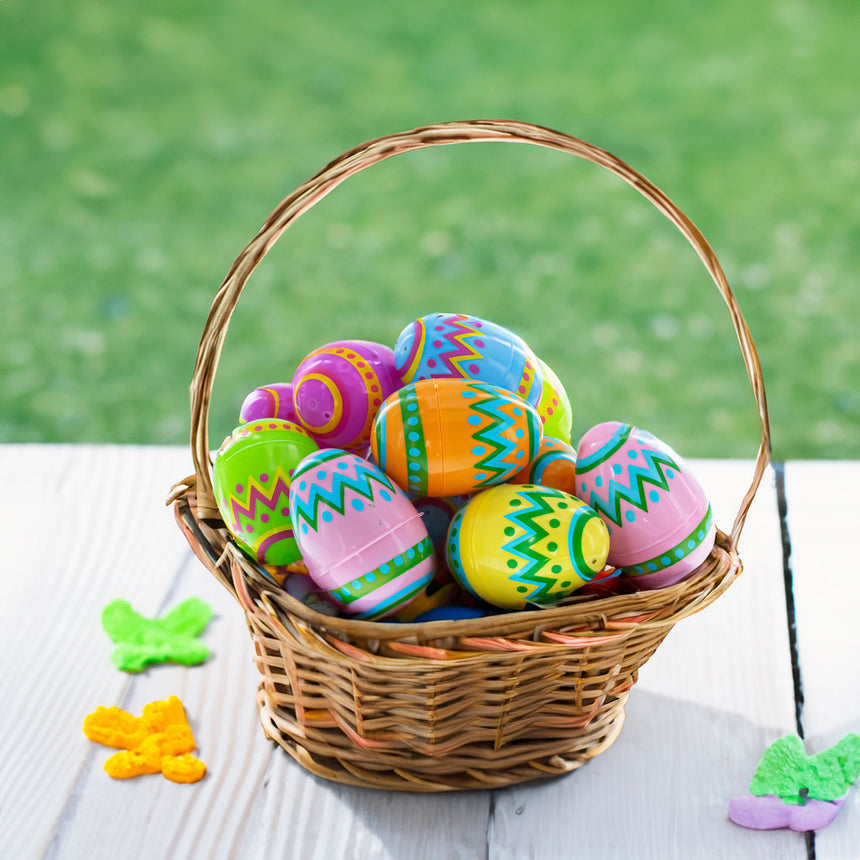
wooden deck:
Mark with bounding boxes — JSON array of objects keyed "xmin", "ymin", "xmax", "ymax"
[{"xmin": 1, "ymin": 445, "xmax": 857, "ymax": 859}]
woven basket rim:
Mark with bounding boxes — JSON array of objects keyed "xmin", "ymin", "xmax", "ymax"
[{"xmin": 174, "ymin": 488, "xmax": 741, "ymax": 651}]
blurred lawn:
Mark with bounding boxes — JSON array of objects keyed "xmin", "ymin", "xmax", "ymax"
[{"xmin": 1, "ymin": 0, "xmax": 858, "ymax": 459}]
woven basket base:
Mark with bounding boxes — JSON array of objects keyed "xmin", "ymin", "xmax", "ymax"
[{"xmin": 257, "ymin": 686, "xmax": 629, "ymax": 792}]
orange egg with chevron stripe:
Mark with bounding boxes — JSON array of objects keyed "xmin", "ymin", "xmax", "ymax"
[
  {"xmin": 371, "ymin": 378, "xmax": 542, "ymax": 498},
  {"xmin": 511, "ymin": 436, "xmax": 578, "ymax": 495},
  {"xmin": 445, "ymin": 484, "xmax": 609, "ymax": 610}
]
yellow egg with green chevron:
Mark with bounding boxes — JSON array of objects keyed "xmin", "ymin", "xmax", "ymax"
[{"xmin": 445, "ymin": 484, "xmax": 609, "ymax": 610}]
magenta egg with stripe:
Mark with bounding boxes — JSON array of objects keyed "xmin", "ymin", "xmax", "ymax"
[
  {"xmin": 289, "ymin": 449, "xmax": 436, "ymax": 619},
  {"xmin": 292, "ymin": 340, "xmax": 403, "ymax": 452}
]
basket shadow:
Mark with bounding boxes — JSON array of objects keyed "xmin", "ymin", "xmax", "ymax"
[
  {"xmin": 243, "ymin": 690, "xmax": 804, "ymax": 859},
  {"xmin": 490, "ymin": 689, "xmax": 804, "ymax": 860}
]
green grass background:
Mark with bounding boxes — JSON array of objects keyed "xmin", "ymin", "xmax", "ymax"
[{"xmin": 2, "ymin": 0, "xmax": 858, "ymax": 459}]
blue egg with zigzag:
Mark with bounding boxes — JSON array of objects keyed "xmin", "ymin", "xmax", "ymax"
[
  {"xmin": 394, "ymin": 312, "xmax": 544, "ymax": 407},
  {"xmin": 445, "ymin": 484, "xmax": 609, "ymax": 611}
]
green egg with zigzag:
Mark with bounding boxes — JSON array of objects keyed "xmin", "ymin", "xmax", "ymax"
[{"xmin": 213, "ymin": 418, "xmax": 319, "ymax": 566}]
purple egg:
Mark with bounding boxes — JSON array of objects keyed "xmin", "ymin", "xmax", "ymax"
[{"xmin": 239, "ymin": 383, "xmax": 299, "ymax": 424}]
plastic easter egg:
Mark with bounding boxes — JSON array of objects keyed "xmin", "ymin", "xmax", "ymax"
[
  {"xmin": 394, "ymin": 312, "xmax": 543, "ymax": 407},
  {"xmin": 213, "ymin": 419, "xmax": 320, "ymax": 566},
  {"xmin": 511, "ymin": 436, "xmax": 577, "ymax": 495},
  {"xmin": 289, "ymin": 449, "xmax": 436, "ymax": 619},
  {"xmin": 446, "ymin": 484, "xmax": 610, "ymax": 611},
  {"xmin": 292, "ymin": 340, "xmax": 402, "ymax": 452},
  {"xmin": 372, "ymin": 378, "xmax": 542, "ymax": 497},
  {"xmin": 407, "ymin": 493, "xmax": 472, "ymax": 556},
  {"xmin": 578, "ymin": 565, "xmax": 624, "ymax": 598},
  {"xmin": 239, "ymin": 383, "xmax": 299, "ymax": 424},
  {"xmin": 536, "ymin": 358, "xmax": 573, "ymax": 442},
  {"xmin": 414, "ymin": 606, "xmax": 491, "ymax": 622},
  {"xmin": 256, "ymin": 558, "xmax": 308, "ymax": 587},
  {"xmin": 389, "ymin": 581, "xmax": 465, "ymax": 622},
  {"xmin": 574, "ymin": 421, "xmax": 716, "ymax": 589},
  {"xmin": 407, "ymin": 492, "xmax": 472, "ymax": 587}
]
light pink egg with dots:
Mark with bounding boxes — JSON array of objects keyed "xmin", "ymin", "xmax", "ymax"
[
  {"xmin": 574, "ymin": 421, "xmax": 715, "ymax": 589},
  {"xmin": 289, "ymin": 449, "xmax": 436, "ymax": 619}
]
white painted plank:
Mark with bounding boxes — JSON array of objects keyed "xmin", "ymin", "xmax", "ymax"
[
  {"xmin": 491, "ymin": 461, "xmax": 806, "ymax": 859},
  {"xmin": 784, "ymin": 460, "xmax": 860, "ymax": 859},
  {"xmin": 0, "ymin": 445, "xmax": 194, "ymax": 859},
  {"xmin": 44, "ymin": 551, "xmax": 274, "ymax": 860},
  {"xmin": 239, "ymin": 749, "xmax": 492, "ymax": 860},
  {"xmin": 0, "ymin": 445, "xmax": 490, "ymax": 860}
]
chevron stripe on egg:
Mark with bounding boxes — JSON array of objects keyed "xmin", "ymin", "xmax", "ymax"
[
  {"xmin": 575, "ymin": 421, "xmax": 716, "ymax": 589},
  {"xmin": 213, "ymin": 419, "xmax": 319, "ymax": 568},
  {"xmin": 394, "ymin": 312, "xmax": 543, "ymax": 407},
  {"xmin": 372, "ymin": 378, "xmax": 542, "ymax": 498},
  {"xmin": 446, "ymin": 484, "xmax": 609, "ymax": 611},
  {"xmin": 289, "ymin": 449, "xmax": 436, "ymax": 620}
]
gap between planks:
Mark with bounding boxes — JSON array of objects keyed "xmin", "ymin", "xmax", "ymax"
[{"xmin": 774, "ymin": 462, "xmax": 816, "ymax": 860}]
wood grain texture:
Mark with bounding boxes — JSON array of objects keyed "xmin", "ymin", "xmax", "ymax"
[
  {"xmin": 0, "ymin": 445, "xmax": 194, "ymax": 859},
  {"xmin": 784, "ymin": 461, "xmax": 860, "ymax": 860},
  {"xmin": 490, "ymin": 461, "xmax": 807, "ymax": 859},
  {"xmin": 238, "ymin": 751, "xmax": 492, "ymax": 860},
  {"xmin": 2, "ymin": 448, "xmax": 836, "ymax": 859},
  {"xmin": 0, "ymin": 446, "xmax": 492, "ymax": 860},
  {"xmin": 42, "ymin": 551, "xmax": 271, "ymax": 860}
]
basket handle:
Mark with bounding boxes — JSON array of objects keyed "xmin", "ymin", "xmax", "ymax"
[{"xmin": 189, "ymin": 119, "xmax": 771, "ymax": 551}]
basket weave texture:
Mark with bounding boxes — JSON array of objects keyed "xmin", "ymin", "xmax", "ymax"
[{"xmin": 170, "ymin": 120, "xmax": 772, "ymax": 792}]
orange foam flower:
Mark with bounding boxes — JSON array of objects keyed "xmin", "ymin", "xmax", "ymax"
[{"xmin": 83, "ymin": 695, "xmax": 206, "ymax": 783}]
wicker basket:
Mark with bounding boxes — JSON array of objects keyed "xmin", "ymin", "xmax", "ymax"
[{"xmin": 170, "ymin": 120, "xmax": 772, "ymax": 792}]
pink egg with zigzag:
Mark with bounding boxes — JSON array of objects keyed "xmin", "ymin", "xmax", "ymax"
[
  {"xmin": 289, "ymin": 449, "xmax": 436, "ymax": 619},
  {"xmin": 574, "ymin": 421, "xmax": 715, "ymax": 589}
]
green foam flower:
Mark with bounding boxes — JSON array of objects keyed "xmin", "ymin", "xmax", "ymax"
[
  {"xmin": 101, "ymin": 598, "xmax": 213, "ymax": 673},
  {"xmin": 750, "ymin": 733, "xmax": 860, "ymax": 804}
]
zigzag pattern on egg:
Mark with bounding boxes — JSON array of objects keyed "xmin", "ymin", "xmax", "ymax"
[
  {"xmin": 469, "ymin": 383, "xmax": 539, "ymax": 485},
  {"xmin": 290, "ymin": 450, "xmax": 395, "ymax": 532},
  {"xmin": 425, "ymin": 314, "xmax": 484, "ymax": 378},
  {"xmin": 499, "ymin": 487, "xmax": 561, "ymax": 601},
  {"xmin": 223, "ymin": 466, "xmax": 292, "ymax": 524},
  {"xmin": 578, "ymin": 428, "xmax": 680, "ymax": 526}
]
